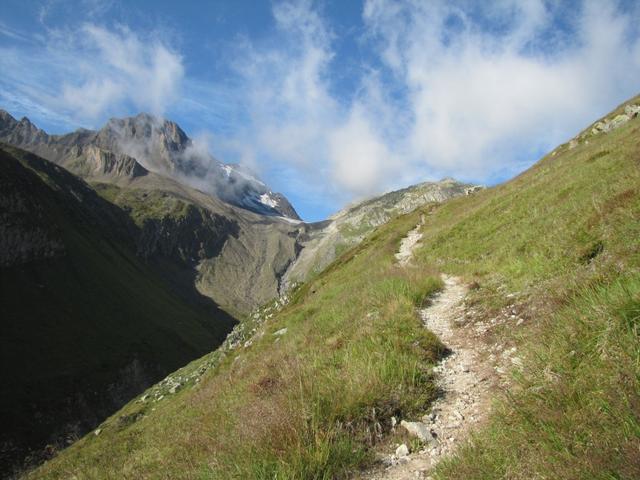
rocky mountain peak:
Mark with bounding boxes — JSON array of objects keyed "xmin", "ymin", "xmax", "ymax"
[
  {"xmin": 0, "ymin": 109, "xmax": 17, "ymax": 127},
  {"xmin": 0, "ymin": 108, "xmax": 301, "ymax": 219},
  {"xmin": 0, "ymin": 110, "xmax": 48, "ymax": 146}
]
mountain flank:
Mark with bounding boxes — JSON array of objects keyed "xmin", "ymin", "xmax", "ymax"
[
  {"xmin": 25, "ymin": 95, "xmax": 640, "ymax": 479},
  {"xmin": 0, "ymin": 144, "xmax": 236, "ymax": 474},
  {"xmin": 0, "ymin": 111, "xmax": 473, "ymax": 476},
  {"xmin": 282, "ymin": 178, "xmax": 481, "ymax": 289}
]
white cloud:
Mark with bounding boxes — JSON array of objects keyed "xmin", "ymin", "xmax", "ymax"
[
  {"xmin": 0, "ymin": 23, "xmax": 184, "ymax": 127},
  {"xmin": 228, "ymin": 0, "xmax": 640, "ymax": 213},
  {"xmin": 2, "ymin": 0, "xmax": 640, "ymax": 218},
  {"xmin": 328, "ymin": 106, "xmax": 394, "ymax": 194},
  {"xmin": 59, "ymin": 24, "xmax": 184, "ymax": 120},
  {"xmin": 361, "ymin": 0, "xmax": 640, "ymax": 179}
]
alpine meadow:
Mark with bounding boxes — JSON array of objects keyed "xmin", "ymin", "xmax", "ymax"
[{"xmin": 1, "ymin": 2, "xmax": 639, "ymax": 480}]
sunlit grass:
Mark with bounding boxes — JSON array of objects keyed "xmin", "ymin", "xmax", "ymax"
[{"xmin": 28, "ymin": 96, "xmax": 640, "ymax": 479}]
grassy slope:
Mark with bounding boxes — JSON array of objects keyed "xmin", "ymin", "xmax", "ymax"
[
  {"xmin": 28, "ymin": 210, "xmax": 444, "ymax": 479},
  {"xmin": 420, "ymin": 99, "xmax": 640, "ymax": 478},
  {"xmin": 0, "ymin": 146, "xmax": 235, "ymax": 472},
  {"xmin": 29, "ymin": 96, "xmax": 640, "ymax": 479}
]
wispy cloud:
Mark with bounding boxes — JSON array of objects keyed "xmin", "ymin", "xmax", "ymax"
[
  {"xmin": 1, "ymin": 0, "xmax": 639, "ymax": 218},
  {"xmin": 361, "ymin": 0, "xmax": 640, "ymax": 180},
  {"xmin": 227, "ymin": 0, "xmax": 640, "ymax": 211},
  {"xmin": 0, "ymin": 22, "xmax": 184, "ymax": 128}
]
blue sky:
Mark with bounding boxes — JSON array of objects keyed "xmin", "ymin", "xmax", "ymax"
[{"xmin": 1, "ymin": 0, "xmax": 640, "ymax": 221}]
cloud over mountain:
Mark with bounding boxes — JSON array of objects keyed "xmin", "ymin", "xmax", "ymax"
[{"xmin": 1, "ymin": 0, "xmax": 640, "ymax": 219}]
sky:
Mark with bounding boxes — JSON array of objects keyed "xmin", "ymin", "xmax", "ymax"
[{"xmin": 1, "ymin": 1, "xmax": 640, "ymax": 221}]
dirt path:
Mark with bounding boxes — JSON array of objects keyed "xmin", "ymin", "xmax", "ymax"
[
  {"xmin": 395, "ymin": 219, "xmax": 423, "ymax": 266},
  {"xmin": 358, "ymin": 226, "xmax": 503, "ymax": 480}
]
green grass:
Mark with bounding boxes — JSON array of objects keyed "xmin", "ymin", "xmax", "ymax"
[
  {"xmin": 405, "ymin": 96, "xmax": 640, "ymax": 479},
  {"xmin": 24, "ymin": 95, "xmax": 640, "ymax": 479},
  {"xmin": 92, "ymin": 183, "xmax": 194, "ymax": 226},
  {"xmin": 27, "ymin": 210, "xmax": 445, "ymax": 479}
]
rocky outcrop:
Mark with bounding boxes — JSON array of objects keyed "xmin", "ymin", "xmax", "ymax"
[
  {"xmin": 565, "ymin": 103, "xmax": 640, "ymax": 151},
  {"xmin": 591, "ymin": 104, "xmax": 640, "ymax": 135},
  {"xmin": 62, "ymin": 145, "xmax": 149, "ymax": 179}
]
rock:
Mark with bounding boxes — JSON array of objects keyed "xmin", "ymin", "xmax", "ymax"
[
  {"xmin": 400, "ymin": 420, "xmax": 435, "ymax": 442},
  {"xmin": 396, "ymin": 444, "xmax": 410, "ymax": 457},
  {"xmin": 391, "ymin": 416, "xmax": 397, "ymax": 429},
  {"xmin": 273, "ymin": 328, "xmax": 288, "ymax": 336},
  {"xmin": 94, "ymin": 428, "xmax": 101, "ymax": 436},
  {"xmin": 592, "ymin": 121, "xmax": 608, "ymax": 134},
  {"xmin": 422, "ymin": 412, "xmax": 436, "ymax": 423},
  {"xmin": 610, "ymin": 114, "xmax": 630, "ymax": 129},
  {"xmin": 624, "ymin": 104, "xmax": 640, "ymax": 117}
]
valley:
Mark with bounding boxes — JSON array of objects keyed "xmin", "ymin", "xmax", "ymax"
[
  {"xmin": 0, "ymin": 112, "xmax": 471, "ymax": 476},
  {"xmin": 5, "ymin": 94, "xmax": 637, "ymax": 479}
]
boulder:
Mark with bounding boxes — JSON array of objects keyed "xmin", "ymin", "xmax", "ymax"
[
  {"xmin": 400, "ymin": 420, "xmax": 435, "ymax": 442},
  {"xmin": 624, "ymin": 104, "xmax": 640, "ymax": 117},
  {"xmin": 395, "ymin": 443, "xmax": 409, "ymax": 458}
]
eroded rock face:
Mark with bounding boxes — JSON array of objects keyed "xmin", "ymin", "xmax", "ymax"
[{"xmin": 75, "ymin": 145, "xmax": 148, "ymax": 179}]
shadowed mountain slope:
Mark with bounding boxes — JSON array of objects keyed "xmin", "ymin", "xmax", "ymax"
[{"xmin": 0, "ymin": 144, "xmax": 236, "ymax": 474}]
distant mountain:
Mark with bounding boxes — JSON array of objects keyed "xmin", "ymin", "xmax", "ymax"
[
  {"xmin": 0, "ymin": 110, "xmax": 304, "ymax": 316},
  {"xmin": 281, "ymin": 178, "xmax": 482, "ymax": 288},
  {"xmin": 0, "ymin": 111, "xmax": 300, "ymax": 219}
]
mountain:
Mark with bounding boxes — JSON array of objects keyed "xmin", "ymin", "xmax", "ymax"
[
  {"xmin": 281, "ymin": 178, "xmax": 482, "ymax": 289},
  {"xmin": 0, "ymin": 144, "xmax": 236, "ymax": 475},
  {"xmin": 0, "ymin": 110, "xmax": 474, "ymax": 316},
  {"xmin": 0, "ymin": 111, "xmax": 304, "ymax": 316},
  {"xmin": 0, "ymin": 111, "xmax": 300, "ymax": 219},
  {"xmin": 0, "ymin": 110, "xmax": 475, "ymax": 475},
  {"xmin": 23, "ymin": 94, "xmax": 640, "ymax": 480}
]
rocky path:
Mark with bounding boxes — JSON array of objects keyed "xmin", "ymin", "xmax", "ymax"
[
  {"xmin": 358, "ymin": 225, "xmax": 503, "ymax": 480},
  {"xmin": 394, "ymin": 220, "xmax": 423, "ymax": 266}
]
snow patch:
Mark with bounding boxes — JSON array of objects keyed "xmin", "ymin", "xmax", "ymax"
[{"xmin": 259, "ymin": 193, "xmax": 279, "ymax": 208}]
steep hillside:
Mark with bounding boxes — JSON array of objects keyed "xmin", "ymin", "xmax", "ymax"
[
  {"xmin": 25, "ymin": 97, "xmax": 640, "ymax": 479},
  {"xmin": 0, "ymin": 145, "xmax": 236, "ymax": 475}
]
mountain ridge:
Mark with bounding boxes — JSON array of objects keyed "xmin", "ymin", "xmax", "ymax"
[{"xmin": 0, "ymin": 109, "xmax": 300, "ymax": 220}]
